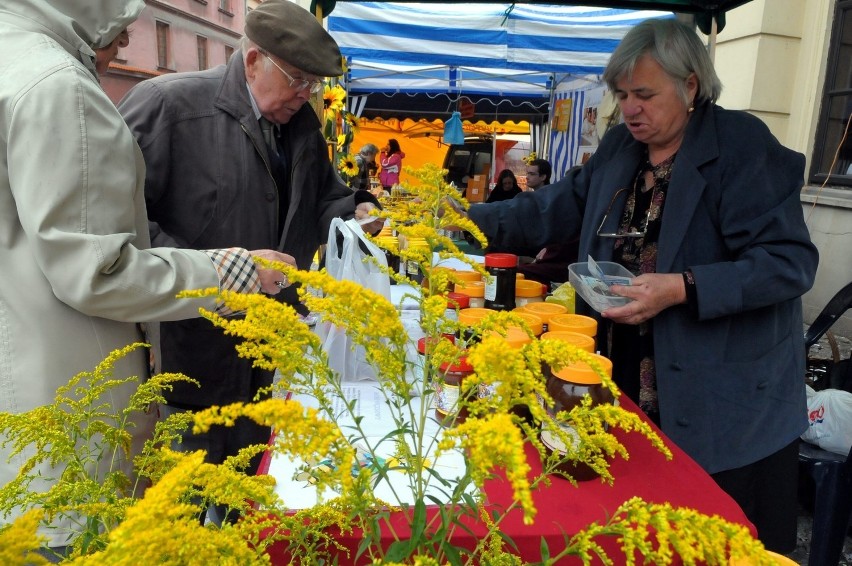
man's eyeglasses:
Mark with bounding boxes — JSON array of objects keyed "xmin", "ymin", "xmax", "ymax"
[
  {"xmin": 596, "ymin": 186, "xmax": 653, "ymax": 239},
  {"xmin": 260, "ymin": 50, "xmax": 323, "ymax": 94}
]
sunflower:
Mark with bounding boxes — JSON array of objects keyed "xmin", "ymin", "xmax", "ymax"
[
  {"xmin": 323, "ymin": 83, "xmax": 346, "ymax": 123},
  {"xmin": 522, "ymin": 152, "xmax": 538, "ymax": 165},
  {"xmin": 342, "ymin": 111, "xmax": 360, "ymax": 134},
  {"xmin": 336, "ymin": 134, "xmax": 350, "ymax": 153},
  {"xmin": 338, "ymin": 153, "xmax": 359, "ymax": 178}
]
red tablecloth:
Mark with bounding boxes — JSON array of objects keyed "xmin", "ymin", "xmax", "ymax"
[{"xmin": 258, "ymin": 395, "xmax": 755, "ymax": 564}]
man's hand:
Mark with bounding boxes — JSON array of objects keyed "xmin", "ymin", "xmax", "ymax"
[
  {"xmin": 248, "ymin": 249, "xmax": 297, "ymax": 294},
  {"xmin": 601, "ymin": 273, "xmax": 687, "ymax": 325},
  {"xmin": 355, "ymin": 202, "xmax": 385, "ymax": 235}
]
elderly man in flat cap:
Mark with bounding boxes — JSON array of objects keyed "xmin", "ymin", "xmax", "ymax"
[{"xmin": 118, "ymin": 0, "xmax": 380, "ymax": 523}]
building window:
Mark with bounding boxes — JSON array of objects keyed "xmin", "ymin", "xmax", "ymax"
[
  {"xmin": 156, "ymin": 21, "xmax": 170, "ymax": 69},
  {"xmin": 197, "ymin": 36, "xmax": 208, "ymax": 70},
  {"xmin": 224, "ymin": 45, "xmax": 235, "ymax": 63},
  {"xmin": 810, "ymin": 0, "xmax": 852, "ymax": 187},
  {"xmin": 219, "ymin": 0, "xmax": 233, "ymax": 15}
]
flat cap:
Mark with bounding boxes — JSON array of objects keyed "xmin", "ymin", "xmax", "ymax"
[{"xmin": 245, "ymin": 0, "xmax": 343, "ymax": 77}]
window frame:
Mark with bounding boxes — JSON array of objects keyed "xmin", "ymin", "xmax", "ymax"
[
  {"xmin": 156, "ymin": 20, "xmax": 170, "ymax": 70},
  {"xmin": 197, "ymin": 35, "xmax": 208, "ymax": 71},
  {"xmin": 809, "ymin": 0, "xmax": 852, "ymax": 188}
]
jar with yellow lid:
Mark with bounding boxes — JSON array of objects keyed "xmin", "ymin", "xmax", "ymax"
[
  {"xmin": 452, "ymin": 269, "xmax": 483, "ymax": 283},
  {"xmin": 404, "ymin": 237, "xmax": 429, "ymax": 284},
  {"xmin": 540, "ymin": 330, "xmax": 596, "ymax": 353},
  {"xmin": 374, "ymin": 235, "xmax": 400, "ymax": 284},
  {"xmin": 434, "ymin": 357, "xmax": 474, "ymax": 427},
  {"xmin": 515, "ymin": 279, "xmax": 546, "ymax": 307},
  {"xmin": 540, "ymin": 353, "xmax": 614, "ymax": 481},
  {"xmin": 547, "ymin": 313, "xmax": 597, "ymax": 337},
  {"xmin": 456, "ymin": 306, "xmax": 491, "ymax": 345},
  {"xmin": 454, "ymin": 280, "xmax": 485, "ymax": 308},
  {"xmin": 482, "ymin": 326, "xmax": 534, "ymax": 423},
  {"xmin": 512, "ymin": 311, "xmax": 543, "ymax": 337},
  {"xmin": 519, "ymin": 302, "xmax": 568, "ymax": 332}
]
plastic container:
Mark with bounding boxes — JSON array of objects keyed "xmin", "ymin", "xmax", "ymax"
[
  {"xmin": 568, "ymin": 261, "xmax": 635, "ymax": 313},
  {"xmin": 519, "ymin": 302, "xmax": 568, "ymax": 331},
  {"xmin": 515, "ymin": 279, "xmax": 546, "ymax": 307},
  {"xmin": 540, "ymin": 330, "xmax": 596, "ymax": 353},
  {"xmin": 484, "ymin": 253, "xmax": 518, "ymax": 311},
  {"xmin": 548, "ymin": 313, "xmax": 597, "ymax": 338},
  {"xmin": 435, "ymin": 357, "xmax": 474, "ymax": 426},
  {"xmin": 454, "ymin": 280, "xmax": 485, "ymax": 308},
  {"xmin": 540, "ymin": 353, "xmax": 614, "ymax": 481}
]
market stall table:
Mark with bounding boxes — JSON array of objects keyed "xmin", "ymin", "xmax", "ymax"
[{"xmin": 257, "ymin": 392, "xmax": 755, "ymax": 564}]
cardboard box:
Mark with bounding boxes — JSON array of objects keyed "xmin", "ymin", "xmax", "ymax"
[{"xmin": 466, "ymin": 175, "xmax": 487, "ymax": 203}]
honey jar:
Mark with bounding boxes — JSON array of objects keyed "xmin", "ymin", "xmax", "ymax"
[
  {"xmin": 540, "ymin": 353, "xmax": 614, "ymax": 481},
  {"xmin": 434, "ymin": 357, "xmax": 474, "ymax": 427},
  {"xmin": 547, "ymin": 313, "xmax": 597, "ymax": 337}
]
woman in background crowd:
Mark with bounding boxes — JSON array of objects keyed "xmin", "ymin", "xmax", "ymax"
[{"xmin": 379, "ymin": 138, "xmax": 405, "ymax": 191}]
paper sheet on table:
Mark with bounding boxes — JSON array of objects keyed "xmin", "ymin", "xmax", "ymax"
[{"xmin": 267, "ymin": 382, "xmax": 472, "ymax": 510}]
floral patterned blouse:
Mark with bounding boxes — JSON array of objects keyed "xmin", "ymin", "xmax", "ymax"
[{"xmin": 608, "ymin": 151, "xmax": 675, "ymax": 422}]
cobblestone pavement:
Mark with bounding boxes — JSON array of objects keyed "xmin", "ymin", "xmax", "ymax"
[{"xmin": 784, "ymin": 510, "xmax": 852, "ymax": 565}]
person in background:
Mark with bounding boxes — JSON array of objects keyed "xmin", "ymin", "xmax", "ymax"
[
  {"xmin": 517, "ymin": 159, "xmax": 579, "ymax": 286},
  {"xmin": 0, "ymin": 0, "xmax": 294, "ymax": 553},
  {"xmin": 461, "ymin": 19, "xmax": 818, "ymax": 553},
  {"xmin": 486, "ymin": 168, "xmax": 523, "ymax": 203},
  {"xmin": 524, "ymin": 158, "xmax": 552, "ymax": 191},
  {"xmin": 95, "ymin": 28, "xmax": 129, "ymax": 75},
  {"xmin": 379, "ymin": 138, "xmax": 405, "ymax": 191},
  {"xmin": 352, "ymin": 143, "xmax": 379, "ymax": 191},
  {"xmin": 118, "ymin": 0, "xmax": 382, "ymax": 524}
]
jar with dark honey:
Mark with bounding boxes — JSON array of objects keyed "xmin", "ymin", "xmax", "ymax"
[
  {"xmin": 434, "ymin": 357, "xmax": 474, "ymax": 427},
  {"xmin": 539, "ymin": 353, "xmax": 614, "ymax": 481}
]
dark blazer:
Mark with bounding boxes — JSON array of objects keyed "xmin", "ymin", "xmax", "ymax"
[
  {"xmin": 470, "ymin": 102, "xmax": 819, "ymax": 474},
  {"xmin": 119, "ymin": 53, "xmax": 376, "ymax": 407}
]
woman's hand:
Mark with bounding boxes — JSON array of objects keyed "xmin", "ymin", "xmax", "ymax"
[{"xmin": 601, "ymin": 272, "xmax": 687, "ymax": 325}]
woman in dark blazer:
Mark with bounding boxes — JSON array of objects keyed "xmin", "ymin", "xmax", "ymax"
[{"xmin": 467, "ymin": 19, "xmax": 818, "ymax": 554}]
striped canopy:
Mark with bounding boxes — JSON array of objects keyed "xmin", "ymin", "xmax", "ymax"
[{"xmin": 328, "ymin": 3, "xmax": 674, "ymax": 99}]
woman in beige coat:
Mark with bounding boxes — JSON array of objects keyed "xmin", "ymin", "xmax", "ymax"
[{"xmin": 0, "ymin": 0, "xmax": 292, "ymax": 550}]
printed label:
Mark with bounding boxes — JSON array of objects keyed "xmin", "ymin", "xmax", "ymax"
[
  {"xmin": 435, "ymin": 383, "xmax": 460, "ymax": 416},
  {"xmin": 539, "ymin": 422, "xmax": 580, "ymax": 455}
]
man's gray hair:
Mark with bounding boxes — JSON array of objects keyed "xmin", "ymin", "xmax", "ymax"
[
  {"xmin": 602, "ymin": 18, "xmax": 722, "ymax": 106},
  {"xmin": 359, "ymin": 143, "xmax": 379, "ymax": 156}
]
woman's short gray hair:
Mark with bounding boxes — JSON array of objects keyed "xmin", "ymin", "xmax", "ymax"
[{"xmin": 602, "ymin": 18, "xmax": 722, "ymax": 106}]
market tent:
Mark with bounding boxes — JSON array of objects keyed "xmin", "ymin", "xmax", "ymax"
[
  {"xmin": 328, "ymin": 3, "xmax": 674, "ymax": 123},
  {"xmin": 349, "ymin": 116, "xmax": 529, "ymax": 179}
]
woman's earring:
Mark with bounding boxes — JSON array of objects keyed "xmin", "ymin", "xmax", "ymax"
[{"xmin": 688, "ymin": 101, "xmax": 695, "ymax": 113}]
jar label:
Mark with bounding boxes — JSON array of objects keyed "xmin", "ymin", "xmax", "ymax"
[
  {"xmin": 435, "ymin": 383, "xmax": 460, "ymax": 416},
  {"xmin": 484, "ymin": 275, "xmax": 497, "ymax": 301},
  {"xmin": 540, "ymin": 422, "xmax": 580, "ymax": 455},
  {"xmin": 478, "ymin": 382, "xmax": 497, "ymax": 400}
]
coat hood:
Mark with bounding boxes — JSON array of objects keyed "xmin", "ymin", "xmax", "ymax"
[{"xmin": 0, "ymin": 0, "xmax": 144, "ymax": 65}]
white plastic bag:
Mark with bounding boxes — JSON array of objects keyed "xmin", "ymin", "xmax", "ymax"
[
  {"xmin": 317, "ymin": 218, "xmax": 390, "ymax": 381},
  {"xmin": 801, "ymin": 384, "xmax": 852, "ymax": 456}
]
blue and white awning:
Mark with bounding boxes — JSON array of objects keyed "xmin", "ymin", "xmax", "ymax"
[{"xmin": 328, "ymin": 3, "xmax": 674, "ymax": 97}]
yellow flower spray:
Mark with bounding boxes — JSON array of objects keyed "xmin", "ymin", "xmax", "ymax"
[{"xmin": 0, "ymin": 164, "xmax": 777, "ymax": 565}]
